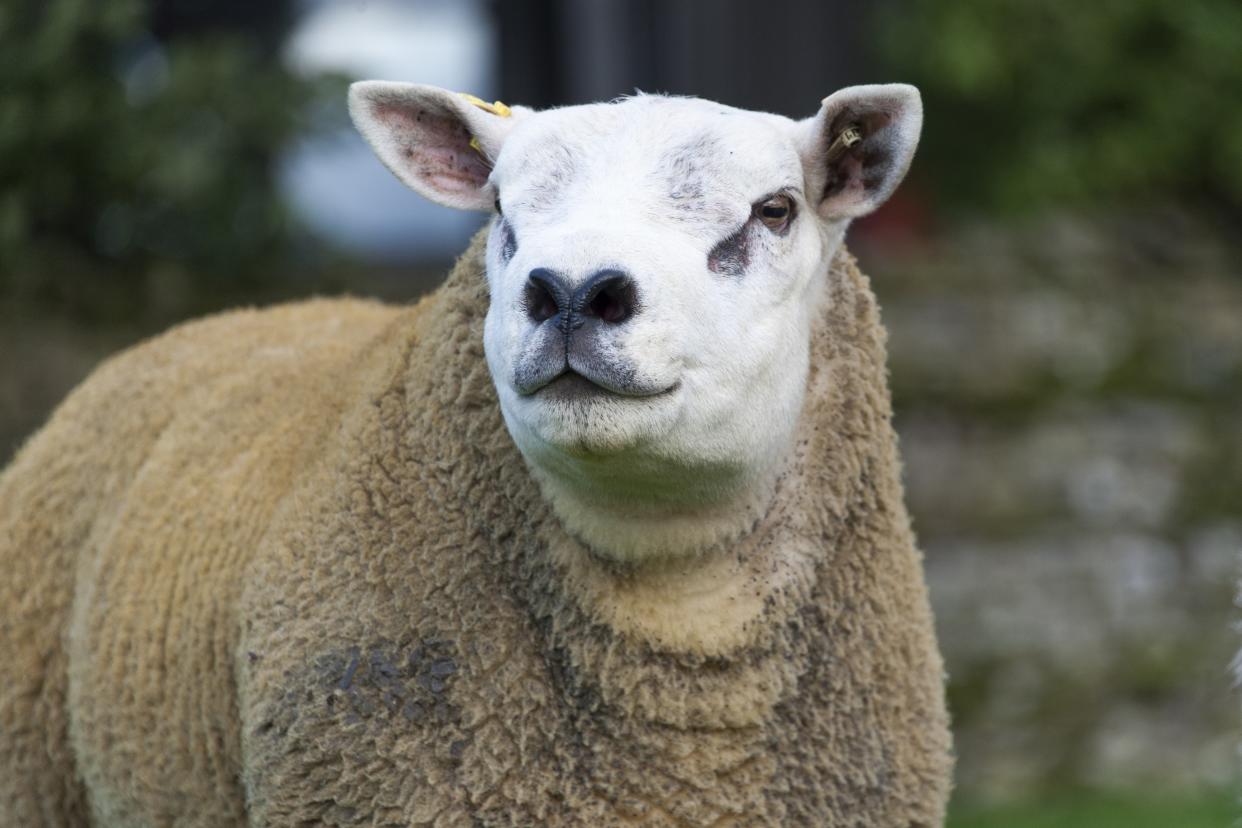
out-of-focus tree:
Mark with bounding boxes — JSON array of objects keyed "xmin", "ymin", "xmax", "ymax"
[
  {"xmin": 873, "ymin": 0, "xmax": 1242, "ymax": 806},
  {"xmin": 0, "ymin": 0, "xmax": 343, "ymax": 324},
  {"xmin": 878, "ymin": 0, "xmax": 1242, "ymax": 217}
]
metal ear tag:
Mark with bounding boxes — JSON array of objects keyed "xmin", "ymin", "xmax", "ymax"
[{"xmin": 824, "ymin": 124, "xmax": 863, "ymax": 164}]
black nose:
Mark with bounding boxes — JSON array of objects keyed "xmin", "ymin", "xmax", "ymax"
[
  {"xmin": 524, "ymin": 267, "xmax": 639, "ymax": 329},
  {"xmin": 575, "ymin": 269, "xmax": 637, "ymax": 325},
  {"xmin": 524, "ymin": 268, "xmax": 570, "ymax": 325}
]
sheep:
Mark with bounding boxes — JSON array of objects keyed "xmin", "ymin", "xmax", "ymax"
[{"xmin": 0, "ymin": 81, "xmax": 952, "ymax": 826}]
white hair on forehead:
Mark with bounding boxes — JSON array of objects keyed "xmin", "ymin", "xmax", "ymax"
[{"xmin": 495, "ymin": 95, "xmax": 802, "ymax": 209}]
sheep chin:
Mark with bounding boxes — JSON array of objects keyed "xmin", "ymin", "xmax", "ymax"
[{"xmin": 525, "ymin": 444, "xmax": 786, "ymax": 566}]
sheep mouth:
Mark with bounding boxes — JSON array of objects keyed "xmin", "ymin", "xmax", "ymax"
[
  {"xmin": 512, "ymin": 325, "xmax": 677, "ymax": 399},
  {"xmin": 534, "ymin": 370, "xmax": 678, "ymax": 402}
]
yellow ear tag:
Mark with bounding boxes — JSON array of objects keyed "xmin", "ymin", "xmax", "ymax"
[
  {"xmin": 458, "ymin": 93, "xmax": 513, "ymax": 118},
  {"xmin": 458, "ymin": 93, "xmax": 512, "ymax": 157}
]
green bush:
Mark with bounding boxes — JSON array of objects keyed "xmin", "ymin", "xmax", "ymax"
[
  {"xmin": 878, "ymin": 0, "xmax": 1242, "ymax": 215},
  {"xmin": 0, "ymin": 0, "xmax": 343, "ymax": 323},
  {"xmin": 948, "ymin": 789, "xmax": 1236, "ymax": 828}
]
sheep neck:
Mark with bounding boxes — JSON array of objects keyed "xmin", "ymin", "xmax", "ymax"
[{"xmin": 403, "ymin": 234, "xmax": 893, "ymax": 731}]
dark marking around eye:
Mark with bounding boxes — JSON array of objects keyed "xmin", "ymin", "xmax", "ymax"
[
  {"xmin": 707, "ymin": 222, "xmax": 752, "ymax": 277},
  {"xmin": 498, "ymin": 218, "xmax": 517, "ymax": 263}
]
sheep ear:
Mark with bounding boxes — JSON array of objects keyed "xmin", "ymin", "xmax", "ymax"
[
  {"xmin": 797, "ymin": 84, "xmax": 923, "ymax": 221},
  {"xmin": 348, "ymin": 81, "xmax": 529, "ymax": 211}
]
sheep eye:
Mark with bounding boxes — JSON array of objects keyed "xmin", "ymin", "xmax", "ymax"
[
  {"xmin": 755, "ymin": 194, "xmax": 793, "ymax": 232},
  {"xmin": 494, "ymin": 197, "xmax": 503, "ymax": 215}
]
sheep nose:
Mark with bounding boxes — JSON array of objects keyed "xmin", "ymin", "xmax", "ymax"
[
  {"xmin": 575, "ymin": 269, "xmax": 638, "ymax": 326},
  {"xmin": 524, "ymin": 268, "xmax": 570, "ymax": 325},
  {"xmin": 524, "ymin": 268, "xmax": 639, "ymax": 329}
]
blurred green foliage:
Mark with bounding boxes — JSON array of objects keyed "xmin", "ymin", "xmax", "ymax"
[
  {"xmin": 878, "ymin": 0, "xmax": 1242, "ymax": 215},
  {"xmin": 0, "ymin": 0, "xmax": 343, "ymax": 323},
  {"xmin": 947, "ymin": 789, "xmax": 1236, "ymax": 828}
]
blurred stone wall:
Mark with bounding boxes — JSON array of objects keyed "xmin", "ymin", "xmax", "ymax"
[{"xmin": 865, "ymin": 209, "xmax": 1242, "ymax": 799}]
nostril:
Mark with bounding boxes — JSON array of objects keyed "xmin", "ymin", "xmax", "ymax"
[
  {"xmin": 524, "ymin": 268, "xmax": 567, "ymax": 325},
  {"xmin": 524, "ymin": 279, "xmax": 559, "ymax": 324},
  {"xmin": 579, "ymin": 271, "xmax": 637, "ymax": 325},
  {"xmin": 588, "ymin": 283, "xmax": 627, "ymax": 323}
]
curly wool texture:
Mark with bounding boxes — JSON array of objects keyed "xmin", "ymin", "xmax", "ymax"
[{"xmin": 0, "ymin": 232, "xmax": 952, "ymax": 826}]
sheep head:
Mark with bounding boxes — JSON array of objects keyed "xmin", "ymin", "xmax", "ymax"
[{"xmin": 350, "ymin": 82, "xmax": 922, "ymax": 562}]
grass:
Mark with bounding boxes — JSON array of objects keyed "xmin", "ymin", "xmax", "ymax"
[{"xmin": 947, "ymin": 789, "xmax": 1237, "ymax": 828}]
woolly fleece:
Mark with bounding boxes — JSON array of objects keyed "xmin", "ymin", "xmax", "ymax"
[{"xmin": 0, "ymin": 232, "xmax": 952, "ymax": 825}]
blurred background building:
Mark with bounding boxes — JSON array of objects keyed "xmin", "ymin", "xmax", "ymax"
[{"xmin": 2, "ymin": 1, "xmax": 1240, "ymax": 824}]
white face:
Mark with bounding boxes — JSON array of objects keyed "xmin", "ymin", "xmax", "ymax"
[
  {"xmin": 350, "ymin": 82, "xmax": 922, "ymax": 557},
  {"xmin": 482, "ymin": 98, "xmax": 828, "ymax": 509}
]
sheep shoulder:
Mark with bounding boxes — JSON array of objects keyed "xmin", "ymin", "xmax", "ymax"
[{"xmin": 0, "ymin": 294, "xmax": 413, "ymax": 825}]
